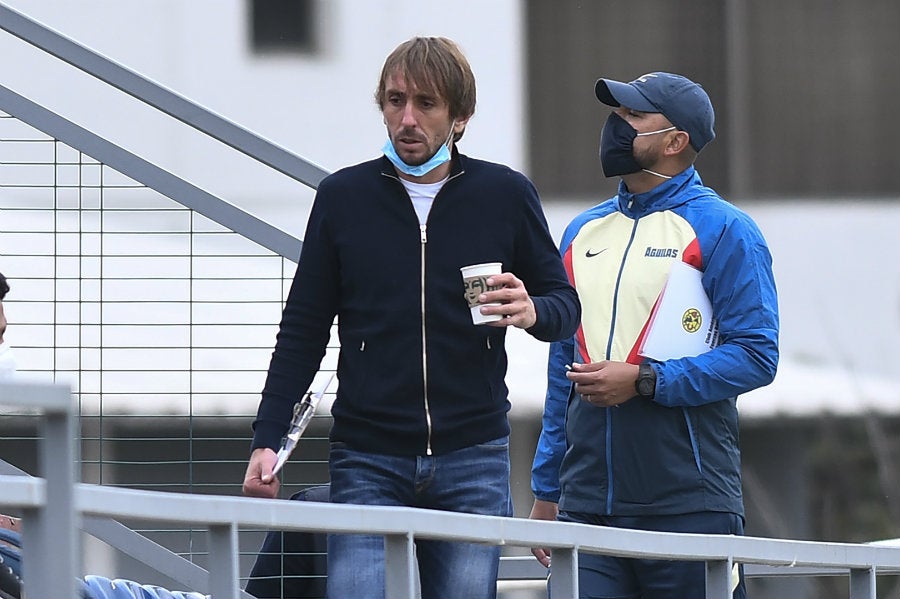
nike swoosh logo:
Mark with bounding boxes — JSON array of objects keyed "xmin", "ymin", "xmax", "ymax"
[{"xmin": 585, "ymin": 248, "xmax": 608, "ymax": 258}]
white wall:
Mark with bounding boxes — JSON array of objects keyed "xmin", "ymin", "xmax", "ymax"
[
  {"xmin": 5, "ymin": 1, "xmax": 900, "ymax": 418},
  {"xmin": 0, "ymin": 0, "xmax": 525, "ymax": 237}
]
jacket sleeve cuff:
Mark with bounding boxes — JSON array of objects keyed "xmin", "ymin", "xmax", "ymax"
[
  {"xmin": 526, "ymin": 294, "xmax": 580, "ymax": 342},
  {"xmin": 532, "ymin": 490, "xmax": 561, "ymax": 504},
  {"xmin": 525, "ymin": 297, "xmax": 554, "ymax": 340},
  {"xmin": 250, "ymin": 421, "xmax": 285, "ymax": 453}
]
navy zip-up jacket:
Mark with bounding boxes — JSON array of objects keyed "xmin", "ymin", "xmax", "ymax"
[{"xmin": 252, "ymin": 151, "xmax": 580, "ymax": 456}]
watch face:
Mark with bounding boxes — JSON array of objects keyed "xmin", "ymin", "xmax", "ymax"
[
  {"xmin": 636, "ymin": 364, "xmax": 655, "ymax": 397},
  {"xmin": 638, "ymin": 378, "xmax": 654, "ymax": 396}
]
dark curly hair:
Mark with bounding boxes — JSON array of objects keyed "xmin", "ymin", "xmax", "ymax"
[{"xmin": 0, "ymin": 273, "xmax": 8, "ymax": 301}]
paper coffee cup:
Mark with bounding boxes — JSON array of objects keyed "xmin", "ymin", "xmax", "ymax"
[{"xmin": 460, "ymin": 262, "xmax": 503, "ymax": 325}]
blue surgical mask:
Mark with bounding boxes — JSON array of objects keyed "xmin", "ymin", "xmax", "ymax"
[
  {"xmin": 598, "ymin": 112, "xmax": 675, "ymax": 178},
  {"xmin": 382, "ymin": 122, "xmax": 455, "ymax": 178}
]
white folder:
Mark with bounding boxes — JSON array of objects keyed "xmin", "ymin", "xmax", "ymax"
[{"xmin": 638, "ymin": 261, "xmax": 719, "ymax": 361}]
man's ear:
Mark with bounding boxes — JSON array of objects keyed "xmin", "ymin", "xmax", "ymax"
[
  {"xmin": 453, "ymin": 115, "xmax": 472, "ymax": 135},
  {"xmin": 665, "ymin": 130, "xmax": 691, "ymax": 156}
]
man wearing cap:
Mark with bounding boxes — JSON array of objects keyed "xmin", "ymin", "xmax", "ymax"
[{"xmin": 529, "ymin": 72, "xmax": 779, "ymax": 598}]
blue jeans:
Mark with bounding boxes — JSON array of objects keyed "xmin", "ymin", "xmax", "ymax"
[
  {"xmin": 554, "ymin": 511, "xmax": 746, "ymax": 599},
  {"xmin": 326, "ymin": 437, "xmax": 512, "ymax": 599}
]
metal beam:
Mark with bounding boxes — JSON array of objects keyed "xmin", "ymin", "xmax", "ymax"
[
  {"xmin": 0, "ymin": 2, "xmax": 329, "ymax": 191},
  {"xmin": 0, "ymin": 83, "xmax": 302, "ymax": 260}
]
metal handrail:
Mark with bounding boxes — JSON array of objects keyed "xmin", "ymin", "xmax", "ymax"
[
  {"xmin": 0, "ymin": 380, "xmax": 78, "ymax": 599},
  {"xmin": 3, "ymin": 459, "xmax": 900, "ymax": 598},
  {"xmin": 0, "ymin": 2, "xmax": 329, "ymax": 192},
  {"xmin": 0, "ymin": 83, "xmax": 301, "ymax": 260},
  {"xmin": 0, "ymin": 373, "xmax": 897, "ymax": 598}
]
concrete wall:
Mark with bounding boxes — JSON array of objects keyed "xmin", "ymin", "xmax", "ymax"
[{"xmin": 525, "ymin": 0, "xmax": 900, "ymax": 199}]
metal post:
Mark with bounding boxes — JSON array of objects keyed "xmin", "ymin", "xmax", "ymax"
[
  {"xmin": 207, "ymin": 523, "xmax": 240, "ymax": 599},
  {"xmin": 384, "ymin": 532, "xmax": 417, "ymax": 599},
  {"xmin": 849, "ymin": 567, "xmax": 876, "ymax": 599},
  {"xmin": 705, "ymin": 558, "xmax": 733, "ymax": 599},
  {"xmin": 549, "ymin": 547, "xmax": 578, "ymax": 599},
  {"xmin": 9, "ymin": 382, "xmax": 80, "ymax": 599}
]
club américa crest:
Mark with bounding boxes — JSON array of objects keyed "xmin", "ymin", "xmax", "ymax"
[{"xmin": 681, "ymin": 307, "xmax": 703, "ymax": 333}]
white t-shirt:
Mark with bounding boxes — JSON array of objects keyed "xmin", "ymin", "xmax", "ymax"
[{"xmin": 399, "ymin": 175, "xmax": 449, "ymax": 225}]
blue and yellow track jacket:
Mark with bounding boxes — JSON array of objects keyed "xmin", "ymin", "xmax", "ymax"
[{"xmin": 532, "ymin": 167, "xmax": 779, "ymax": 517}]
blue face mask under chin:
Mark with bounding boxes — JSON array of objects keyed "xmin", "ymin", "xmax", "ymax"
[{"xmin": 382, "ymin": 123, "xmax": 455, "ymax": 178}]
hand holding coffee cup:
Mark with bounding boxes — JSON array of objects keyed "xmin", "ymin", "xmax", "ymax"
[{"xmin": 460, "ymin": 262, "xmax": 503, "ymax": 325}]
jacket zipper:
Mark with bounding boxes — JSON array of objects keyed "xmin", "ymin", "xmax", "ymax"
[
  {"xmin": 420, "ymin": 223, "xmax": 433, "ymax": 455},
  {"xmin": 606, "ymin": 217, "xmax": 641, "ymax": 514},
  {"xmin": 382, "ymin": 166, "xmax": 465, "ymax": 457}
]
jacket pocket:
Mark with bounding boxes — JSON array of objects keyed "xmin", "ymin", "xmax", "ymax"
[{"xmin": 611, "ymin": 403, "xmax": 703, "ymax": 505}]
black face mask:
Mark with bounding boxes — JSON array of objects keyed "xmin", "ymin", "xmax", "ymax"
[
  {"xmin": 599, "ymin": 112, "xmax": 642, "ymax": 177},
  {"xmin": 598, "ymin": 112, "xmax": 676, "ymax": 178}
]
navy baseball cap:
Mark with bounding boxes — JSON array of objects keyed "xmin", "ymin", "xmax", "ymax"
[{"xmin": 594, "ymin": 72, "xmax": 715, "ymax": 152}]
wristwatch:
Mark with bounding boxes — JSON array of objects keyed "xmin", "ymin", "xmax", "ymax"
[{"xmin": 635, "ymin": 362, "xmax": 656, "ymax": 399}]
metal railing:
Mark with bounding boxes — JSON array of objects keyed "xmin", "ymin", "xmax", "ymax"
[
  {"xmin": 0, "ymin": 99, "xmax": 339, "ymax": 584},
  {"xmin": 0, "ymin": 3, "xmax": 329, "ymax": 192},
  {"xmin": 0, "ymin": 380, "xmax": 78, "ymax": 599},
  {"xmin": 0, "ymin": 2, "xmax": 338, "ymax": 582},
  {"xmin": 4, "ymin": 380, "xmax": 900, "ymax": 599}
]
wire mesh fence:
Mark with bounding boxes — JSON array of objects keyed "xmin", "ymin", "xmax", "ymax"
[{"xmin": 0, "ymin": 109, "xmax": 335, "ymax": 585}]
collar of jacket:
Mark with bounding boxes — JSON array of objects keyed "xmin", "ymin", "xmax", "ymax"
[
  {"xmin": 379, "ymin": 146, "xmax": 466, "ymax": 179},
  {"xmin": 616, "ymin": 165, "xmax": 699, "ymax": 216}
]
